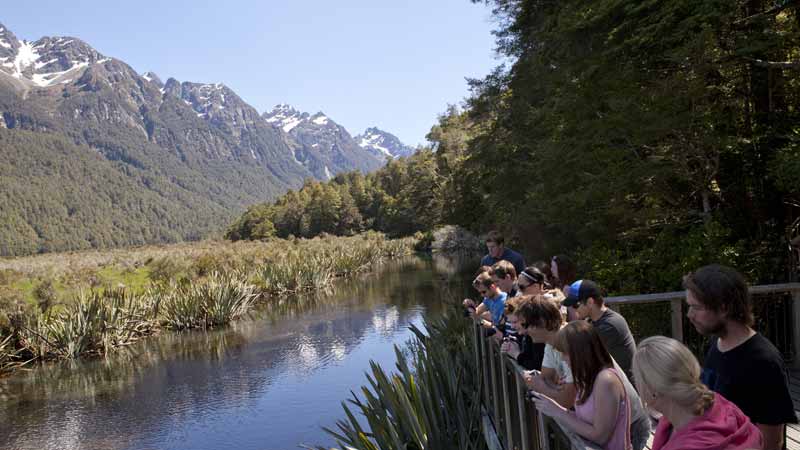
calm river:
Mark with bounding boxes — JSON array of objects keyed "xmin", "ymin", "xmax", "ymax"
[{"xmin": 0, "ymin": 255, "xmax": 474, "ymax": 450}]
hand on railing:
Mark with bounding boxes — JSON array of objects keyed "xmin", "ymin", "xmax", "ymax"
[
  {"xmin": 529, "ymin": 391, "xmax": 567, "ymax": 418},
  {"xmin": 500, "ymin": 339, "xmax": 521, "ymax": 358}
]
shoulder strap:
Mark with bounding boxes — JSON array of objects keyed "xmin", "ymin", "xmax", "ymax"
[{"xmin": 605, "ymin": 367, "xmax": 632, "ymax": 450}]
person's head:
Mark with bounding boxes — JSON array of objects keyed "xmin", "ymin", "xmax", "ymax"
[
  {"xmin": 518, "ymin": 266, "xmax": 546, "ymax": 296},
  {"xmin": 485, "ymin": 230, "xmax": 505, "ymax": 259},
  {"xmin": 550, "ymin": 255, "xmax": 577, "ymax": 288},
  {"xmin": 504, "ymin": 295, "xmax": 531, "ymax": 334},
  {"xmin": 562, "ymin": 279, "xmax": 604, "ymax": 320},
  {"xmin": 491, "ymin": 260, "xmax": 517, "ymax": 294},
  {"xmin": 632, "ymin": 336, "xmax": 715, "ymax": 416},
  {"xmin": 683, "ymin": 264, "xmax": 754, "ymax": 337},
  {"xmin": 531, "ymin": 261, "xmax": 554, "ymax": 289},
  {"xmin": 554, "ymin": 321, "xmax": 613, "ymax": 404},
  {"xmin": 473, "ymin": 272, "xmax": 500, "ymax": 298},
  {"xmin": 515, "ymin": 294, "xmax": 563, "ymax": 341},
  {"xmin": 475, "ymin": 265, "xmax": 492, "ymax": 277}
]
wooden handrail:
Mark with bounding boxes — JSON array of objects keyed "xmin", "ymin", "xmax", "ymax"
[{"xmin": 604, "ymin": 282, "xmax": 800, "ymax": 306}]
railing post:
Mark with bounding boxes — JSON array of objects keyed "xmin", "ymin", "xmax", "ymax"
[
  {"xmin": 492, "ymin": 341, "xmax": 505, "ymax": 444},
  {"xmin": 792, "ymin": 288, "xmax": 800, "ymax": 369},
  {"xmin": 516, "ymin": 370, "xmax": 531, "ymax": 450},
  {"xmin": 671, "ymin": 298, "xmax": 684, "ymax": 343},
  {"xmin": 500, "ymin": 357, "xmax": 515, "ymax": 450}
]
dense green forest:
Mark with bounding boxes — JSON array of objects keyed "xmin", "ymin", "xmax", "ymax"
[
  {"xmin": 229, "ymin": 0, "xmax": 800, "ymax": 292},
  {"xmin": 0, "ymin": 129, "xmax": 234, "ymax": 255}
]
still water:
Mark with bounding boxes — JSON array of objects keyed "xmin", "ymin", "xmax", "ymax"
[{"xmin": 0, "ymin": 255, "xmax": 474, "ymax": 450}]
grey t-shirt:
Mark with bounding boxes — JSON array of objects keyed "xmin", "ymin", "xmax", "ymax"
[{"xmin": 590, "ymin": 308, "xmax": 636, "ymax": 380}]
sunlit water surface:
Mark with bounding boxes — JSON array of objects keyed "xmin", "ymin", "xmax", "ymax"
[{"xmin": 0, "ymin": 255, "xmax": 475, "ymax": 450}]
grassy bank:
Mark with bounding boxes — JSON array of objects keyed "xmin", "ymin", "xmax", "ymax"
[{"xmin": 0, "ymin": 232, "xmax": 415, "ymax": 373}]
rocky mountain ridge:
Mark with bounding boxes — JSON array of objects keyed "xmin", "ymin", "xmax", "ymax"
[{"xmin": 0, "ymin": 22, "xmax": 412, "ymax": 255}]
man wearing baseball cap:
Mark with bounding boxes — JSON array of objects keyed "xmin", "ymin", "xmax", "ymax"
[{"xmin": 563, "ymin": 279, "xmax": 637, "ymax": 381}]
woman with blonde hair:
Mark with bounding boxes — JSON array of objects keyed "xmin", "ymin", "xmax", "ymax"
[{"xmin": 633, "ymin": 336, "xmax": 762, "ymax": 450}]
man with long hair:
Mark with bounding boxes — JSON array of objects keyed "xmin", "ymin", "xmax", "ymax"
[{"xmin": 685, "ymin": 264, "xmax": 796, "ymax": 450}]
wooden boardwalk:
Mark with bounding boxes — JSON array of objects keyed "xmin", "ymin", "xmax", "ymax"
[{"xmin": 786, "ymin": 368, "xmax": 800, "ymax": 450}]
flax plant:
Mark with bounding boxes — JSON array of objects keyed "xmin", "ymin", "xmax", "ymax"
[
  {"xmin": 159, "ymin": 272, "xmax": 257, "ymax": 330},
  {"xmin": 318, "ymin": 312, "xmax": 485, "ymax": 450}
]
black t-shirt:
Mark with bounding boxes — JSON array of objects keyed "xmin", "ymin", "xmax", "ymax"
[
  {"xmin": 589, "ymin": 309, "xmax": 636, "ymax": 380},
  {"xmin": 701, "ymin": 333, "xmax": 798, "ymax": 425},
  {"xmin": 516, "ymin": 335, "xmax": 545, "ymax": 371}
]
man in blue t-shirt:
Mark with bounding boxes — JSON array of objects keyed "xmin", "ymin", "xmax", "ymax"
[
  {"xmin": 464, "ymin": 271, "xmax": 507, "ymax": 336},
  {"xmin": 480, "ymin": 230, "xmax": 525, "ymax": 276}
]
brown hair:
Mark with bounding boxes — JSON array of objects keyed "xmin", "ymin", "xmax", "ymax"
[
  {"xmin": 552, "ymin": 255, "xmax": 577, "ymax": 287},
  {"xmin": 485, "ymin": 230, "xmax": 505, "ymax": 245},
  {"xmin": 683, "ymin": 264, "xmax": 754, "ymax": 327},
  {"xmin": 554, "ymin": 321, "xmax": 613, "ymax": 404},
  {"xmin": 504, "ymin": 295, "xmax": 531, "ymax": 316},
  {"xmin": 475, "ymin": 265, "xmax": 492, "ymax": 277},
  {"xmin": 515, "ymin": 294, "xmax": 562, "ymax": 332},
  {"xmin": 492, "ymin": 260, "xmax": 517, "ymax": 280},
  {"xmin": 473, "ymin": 272, "xmax": 495, "ymax": 289}
]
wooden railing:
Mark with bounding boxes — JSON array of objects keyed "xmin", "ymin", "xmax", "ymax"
[
  {"xmin": 472, "ymin": 322, "xmax": 601, "ymax": 450},
  {"xmin": 473, "ymin": 282, "xmax": 800, "ymax": 450},
  {"xmin": 604, "ymin": 283, "xmax": 800, "ymax": 367}
]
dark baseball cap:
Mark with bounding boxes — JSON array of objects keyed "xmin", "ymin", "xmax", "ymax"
[{"xmin": 562, "ymin": 279, "xmax": 602, "ymax": 307}]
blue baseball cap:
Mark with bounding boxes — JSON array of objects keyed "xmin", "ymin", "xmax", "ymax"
[{"xmin": 562, "ymin": 279, "xmax": 602, "ymax": 307}]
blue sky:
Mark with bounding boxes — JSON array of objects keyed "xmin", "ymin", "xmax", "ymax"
[{"xmin": 2, "ymin": 1, "xmax": 499, "ymax": 146}]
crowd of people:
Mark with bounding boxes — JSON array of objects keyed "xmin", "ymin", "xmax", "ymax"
[{"xmin": 462, "ymin": 231, "xmax": 798, "ymax": 450}]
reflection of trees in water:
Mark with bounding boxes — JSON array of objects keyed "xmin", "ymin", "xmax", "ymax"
[
  {"xmin": 0, "ymin": 328, "xmax": 251, "ymax": 449},
  {"xmin": 0, "ymin": 255, "xmax": 477, "ymax": 450}
]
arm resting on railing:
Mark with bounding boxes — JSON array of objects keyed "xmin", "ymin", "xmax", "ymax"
[
  {"xmin": 529, "ymin": 369, "xmax": 576, "ymax": 409},
  {"xmin": 533, "ymin": 370, "xmax": 623, "ymax": 446}
]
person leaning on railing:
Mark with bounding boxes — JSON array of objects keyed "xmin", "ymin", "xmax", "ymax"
[
  {"xmin": 501, "ymin": 295, "xmax": 545, "ymax": 370},
  {"xmin": 463, "ymin": 271, "xmax": 508, "ymax": 342},
  {"xmin": 532, "ymin": 321, "xmax": 649, "ymax": 450},
  {"xmin": 514, "ymin": 295, "xmax": 577, "ymax": 409},
  {"xmin": 633, "ymin": 336, "xmax": 763, "ymax": 450}
]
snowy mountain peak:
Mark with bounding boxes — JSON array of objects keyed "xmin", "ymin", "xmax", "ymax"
[
  {"xmin": 311, "ymin": 112, "xmax": 329, "ymax": 126},
  {"xmin": 356, "ymin": 127, "xmax": 415, "ymax": 160},
  {"xmin": 263, "ymin": 104, "xmax": 308, "ymax": 133},
  {"xmin": 141, "ymin": 71, "xmax": 163, "ymax": 87},
  {"xmin": 0, "ymin": 29, "xmax": 106, "ymax": 88}
]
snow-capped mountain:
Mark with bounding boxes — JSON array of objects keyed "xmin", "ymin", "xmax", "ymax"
[
  {"xmin": 355, "ymin": 127, "xmax": 416, "ymax": 160},
  {"xmin": 0, "ymin": 26, "xmax": 109, "ymax": 89},
  {"xmin": 263, "ymin": 104, "xmax": 384, "ymax": 179}
]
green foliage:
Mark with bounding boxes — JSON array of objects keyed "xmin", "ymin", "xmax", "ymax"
[
  {"xmin": 158, "ymin": 272, "xmax": 257, "ymax": 330},
  {"xmin": 431, "ymin": 0, "xmax": 800, "ymax": 287},
  {"xmin": 227, "ymin": 149, "xmax": 445, "ymax": 240},
  {"xmin": 0, "ymin": 234, "xmax": 416, "ymax": 372},
  {"xmin": 319, "ymin": 312, "xmax": 485, "ymax": 450},
  {"xmin": 19, "ymin": 288, "xmax": 154, "ymax": 360}
]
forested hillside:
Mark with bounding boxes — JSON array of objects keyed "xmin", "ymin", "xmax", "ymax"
[
  {"xmin": 231, "ymin": 0, "xmax": 800, "ymax": 291},
  {"xmin": 0, "ymin": 129, "xmax": 234, "ymax": 255}
]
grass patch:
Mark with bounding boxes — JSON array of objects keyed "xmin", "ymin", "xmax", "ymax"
[{"xmin": 0, "ymin": 233, "xmax": 417, "ymax": 372}]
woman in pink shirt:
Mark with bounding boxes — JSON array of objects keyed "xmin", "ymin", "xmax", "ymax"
[
  {"xmin": 633, "ymin": 336, "xmax": 762, "ymax": 450},
  {"xmin": 533, "ymin": 321, "xmax": 632, "ymax": 450}
]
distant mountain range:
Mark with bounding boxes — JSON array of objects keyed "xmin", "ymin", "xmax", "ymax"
[{"xmin": 0, "ymin": 23, "xmax": 416, "ymax": 255}]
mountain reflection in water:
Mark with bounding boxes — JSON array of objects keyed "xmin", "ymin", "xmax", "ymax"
[{"xmin": 0, "ymin": 254, "xmax": 476, "ymax": 450}]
